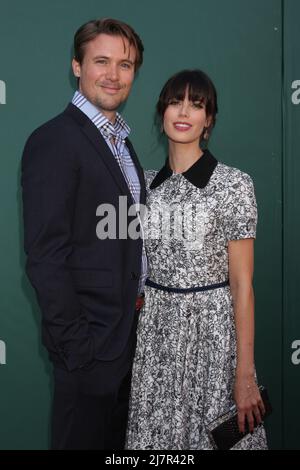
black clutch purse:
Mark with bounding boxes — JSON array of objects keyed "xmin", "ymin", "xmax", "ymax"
[{"xmin": 207, "ymin": 386, "xmax": 272, "ymax": 450}]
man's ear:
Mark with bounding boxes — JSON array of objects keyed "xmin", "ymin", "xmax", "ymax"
[{"xmin": 72, "ymin": 58, "xmax": 81, "ymax": 78}]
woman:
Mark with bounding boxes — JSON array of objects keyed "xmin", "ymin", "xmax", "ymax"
[{"xmin": 127, "ymin": 70, "xmax": 268, "ymax": 450}]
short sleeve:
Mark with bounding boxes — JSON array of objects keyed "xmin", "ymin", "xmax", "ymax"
[{"xmin": 223, "ymin": 172, "xmax": 258, "ymax": 241}]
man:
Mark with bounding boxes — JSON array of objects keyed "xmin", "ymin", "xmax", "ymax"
[{"xmin": 21, "ymin": 18, "xmax": 146, "ymax": 450}]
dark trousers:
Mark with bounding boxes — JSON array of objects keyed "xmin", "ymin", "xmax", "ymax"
[{"xmin": 51, "ymin": 314, "xmax": 138, "ymax": 450}]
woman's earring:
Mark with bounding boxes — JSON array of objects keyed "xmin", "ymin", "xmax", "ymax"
[{"xmin": 203, "ymin": 127, "xmax": 209, "ymax": 140}]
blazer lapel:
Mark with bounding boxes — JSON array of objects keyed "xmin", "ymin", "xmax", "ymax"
[
  {"xmin": 64, "ymin": 104, "xmax": 146, "ymax": 206},
  {"xmin": 83, "ymin": 121, "xmax": 136, "ymax": 203},
  {"xmin": 64, "ymin": 104, "xmax": 134, "ymax": 203}
]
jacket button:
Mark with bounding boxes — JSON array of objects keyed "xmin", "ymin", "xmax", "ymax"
[
  {"xmin": 131, "ymin": 272, "xmax": 138, "ymax": 280},
  {"xmin": 59, "ymin": 347, "xmax": 67, "ymax": 358}
]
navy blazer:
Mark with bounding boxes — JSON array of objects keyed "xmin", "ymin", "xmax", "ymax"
[{"xmin": 22, "ymin": 103, "xmax": 146, "ymax": 371}]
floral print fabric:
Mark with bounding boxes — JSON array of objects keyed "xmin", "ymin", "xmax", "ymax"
[{"xmin": 126, "ymin": 161, "xmax": 268, "ymax": 450}]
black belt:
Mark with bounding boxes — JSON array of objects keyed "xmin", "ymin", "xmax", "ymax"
[{"xmin": 145, "ymin": 279, "xmax": 229, "ymax": 294}]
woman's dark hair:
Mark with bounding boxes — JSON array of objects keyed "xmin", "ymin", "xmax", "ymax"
[
  {"xmin": 156, "ymin": 69, "xmax": 218, "ymax": 144},
  {"xmin": 74, "ymin": 18, "xmax": 144, "ymax": 71}
]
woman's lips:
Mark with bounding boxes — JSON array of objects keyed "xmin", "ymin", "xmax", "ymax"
[{"xmin": 173, "ymin": 122, "xmax": 192, "ymax": 131}]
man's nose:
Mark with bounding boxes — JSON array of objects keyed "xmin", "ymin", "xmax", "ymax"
[{"xmin": 106, "ymin": 63, "xmax": 119, "ymax": 81}]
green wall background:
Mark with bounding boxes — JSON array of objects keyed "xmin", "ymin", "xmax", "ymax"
[
  {"xmin": 0, "ymin": 0, "xmax": 298, "ymax": 450},
  {"xmin": 283, "ymin": 0, "xmax": 300, "ymax": 451}
]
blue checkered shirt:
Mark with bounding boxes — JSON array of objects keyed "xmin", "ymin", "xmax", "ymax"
[{"xmin": 72, "ymin": 91, "xmax": 147, "ymax": 293}]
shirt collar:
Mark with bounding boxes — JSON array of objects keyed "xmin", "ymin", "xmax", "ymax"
[
  {"xmin": 71, "ymin": 90, "xmax": 131, "ymax": 139},
  {"xmin": 150, "ymin": 149, "xmax": 218, "ymax": 189}
]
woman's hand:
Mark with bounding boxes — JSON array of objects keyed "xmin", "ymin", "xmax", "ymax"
[{"xmin": 234, "ymin": 376, "xmax": 266, "ymax": 433}]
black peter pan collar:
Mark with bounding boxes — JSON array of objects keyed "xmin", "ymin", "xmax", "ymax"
[{"xmin": 150, "ymin": 149, "xmax": 218, "ymax": 190}]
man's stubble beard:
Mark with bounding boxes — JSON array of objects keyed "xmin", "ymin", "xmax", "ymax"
[{"xmin": 93, "ymin": 93, "xmax": 126, "ymax": 115}]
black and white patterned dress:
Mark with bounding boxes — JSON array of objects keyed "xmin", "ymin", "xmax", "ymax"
[{"xmin": 126, "ymin": 150, "xmax": 268, "ymax": 450}]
